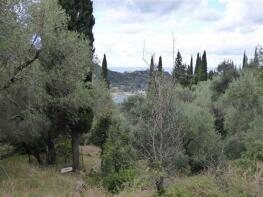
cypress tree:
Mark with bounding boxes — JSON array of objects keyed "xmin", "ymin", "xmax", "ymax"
[
  {"xmin": 158, "ymin": 56, "xmax": 163, "ymax": 73},
  {"xmin": 194, "ymin": 53, "xmax": 200, "ymax": 83},
  {"xmin": 187, "ymin": 56, "xmax": 194, "ymax": 86},
  {"xmin": 58, "ymin": 0, "xmax": 95, "ymax": 51},
  {"xmin": 200, "ymin": 50, "xmax": 208, "ymax": 81},
  {"xmin": 150, "ymin": 56, "xmax": 154, "ymax": 77},
  {"xmin": 190, "ymin": 56, "xmax": 193, "ymax": 76},
  {"xmin": 148, "ymin": 56, "xmax": 155, "ymax": 94},
  {"xmin": 58, "ymin": 0, "xmax": 96, "ymax": 82},
  {"xmin": 242, "ymin": 51, "xmax": 248, "ymax": 69},
  {"xmin": 101, "ymin": 54, "xmax": 109, "ymax": 87}
]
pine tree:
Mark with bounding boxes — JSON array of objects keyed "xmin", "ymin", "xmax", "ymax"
[
  {"xmin": 158, "ymin": 56, "xmax": 163, "ymax": 73},
  {"xmin": 254, "ymin": 47, "xmax": 259, "ymax": 66},
  {"xmin": 101, "ymin": 54, "xmax": 109, "ymax": 87},
  {"xmin": 200, "ymin": 50, "xmax": 208, "ymax": 81},
  {"xmin": 242, "ymin": 51, "xmax": 248, "ymax": 69},
  {"xmin": 172, "ymin": 51, "xmax": 183, "ymax": 81}
]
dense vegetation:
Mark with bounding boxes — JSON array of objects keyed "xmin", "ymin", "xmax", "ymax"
[{"xmin": 0, "ymin": 0, "xmax": 262, "ymax": 196}]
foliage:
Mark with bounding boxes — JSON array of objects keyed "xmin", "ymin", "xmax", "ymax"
[
  {"xmin": 221, "ymin": 71, "xmax": 263, "ymax": 135},
  {"xmin": 126, "ymin": 78, "xmax": 223, "ymax": 174},
  {"xmin": 101, "ymin": 120, "xmax": 136, "ymax": 193},
  {"xmin": 90, "ymin": 114, "xmax": 112, "ymax": 150},
  {"xmin": 102, "ymin": 168, "xmax": 137, "ymax": 193},
  {"xmin": 58, "ymin": 0, "xmax": 95, "ymax": 51},
  {"xmin": 101, "ymin": 54, "xmax": 109, "ymax": 88}
]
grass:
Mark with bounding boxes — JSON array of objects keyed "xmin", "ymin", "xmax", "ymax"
[
  {"xmin": 0, "ymin": 147, "xmax": 262, "ymax": 197},
  {"xmin": 0, "ymin": 146, "xmax": 108, "ymax": 197}
]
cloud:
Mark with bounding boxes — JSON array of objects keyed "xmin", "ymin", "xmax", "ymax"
[
  {"xmin": 216, "ymin": 0, "xmax": 263, "ymax": 32},
  {"xmin": 93, "ymin": 0, "xmax": 263, "ymax": 69}
]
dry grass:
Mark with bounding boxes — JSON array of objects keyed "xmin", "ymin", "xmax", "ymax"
[
  {"xmin": 2, "ymin": 146, "xmax": 261, "ymax": 197},
  {"xmin": 0, "ymin": 146, "xmax": 108, "ymax": 197},
  {"xmin": 215, "ymin": 163, "xmax": 263, "ymax": 197},
  {"xmin": 80, "ymin": 145, "xmax": 101, "ymax": 173}
]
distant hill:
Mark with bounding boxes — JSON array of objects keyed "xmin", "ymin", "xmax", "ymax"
[
  {"xmin": 108, "ymin": 70, "xmax": 150, "ymax": 91},
  {"xmin": 94, "ymin": 65, "xmax": 171, "ymax": 91}
]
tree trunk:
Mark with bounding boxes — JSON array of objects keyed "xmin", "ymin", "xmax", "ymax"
[
  {"xmin": 156, "ymin": 176, "xmax": 165, "ymax": 195},
  {"xmin": 72, "ymin": 132, "xmax": 81, "ymax": 171},
  {"xmin": 33, "ymin": 151, "xmax": 43, "ymax": 165},
  {"xmin": 28, "ymin": 154, "xmax": 31, "ymax": 163},
  {"xmin": 46, "ymin": 137, "xmax": 56, "ymax": 165}
]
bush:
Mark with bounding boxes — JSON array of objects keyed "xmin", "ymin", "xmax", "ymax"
[
  {"xmin": 101, "ymin": 120, "xmax": 136, "ymax": 193},
  {"xmin": 225, "ymin": 135, "xmax": 246, "ymax": 160},
  {"xmin": 102, "ymin": 168, "xmax": 137, "ymax": 193}
]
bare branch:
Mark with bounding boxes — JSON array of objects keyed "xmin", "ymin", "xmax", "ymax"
[{"xmin": 142, "ymin": 40, "xmax": 150, "ymax": 66}]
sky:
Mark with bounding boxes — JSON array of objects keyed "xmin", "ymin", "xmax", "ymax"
[{"xmin": 93, "ymin": 0, "xmax": 263, "ymax": 70}]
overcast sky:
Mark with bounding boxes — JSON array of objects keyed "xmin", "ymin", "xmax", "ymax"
[{"xmin": 93, "ymin": 0, "xmax": 263, "ymax": 70}]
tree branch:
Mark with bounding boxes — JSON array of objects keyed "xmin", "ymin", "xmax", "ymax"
[{"xmin": 1, "ymin": 50, "xmax": 41, "ymax": 91}]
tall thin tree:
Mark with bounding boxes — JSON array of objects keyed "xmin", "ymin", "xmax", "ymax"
[
  {"xmin": 101, "ymin": 54, "xmax": 109, "ymax": 88},
  {"xmin": 189, "ymin": 55, "xmax": 193, "ymax": 76},
  {"xmin": 58, "ymin": 0, "xmax": 95, "ymax": 52},
  {"xmin": 242, "ymin": 51, "xmax": 248, "ymax": 69},
  {"xmin": 200, "ymin": 50, "xmax": 208, "ymax": 81},
  {"xmin": 158, "ymin": 56, "xmax": 163, "ymax": 73},
  {"xmin": 148, "ymin": 56, "xmax": 155, "ymax": 93},
  {"xmin": 194, "ymin": 53, "xmax": 201, "ymax": 83}
]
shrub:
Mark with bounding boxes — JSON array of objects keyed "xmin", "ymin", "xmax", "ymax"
[
  {"xmin": 102, "ymin": 168, "xmax": 137, "ymax": 193},
  {"xmin": 101, "ymin": 120, "xmax": 136, "ymax": 193}
]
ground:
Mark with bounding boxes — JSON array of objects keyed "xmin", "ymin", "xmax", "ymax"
[
  {"xmin": 0, "ymin": 146, "xmax": 262, "ymax": 197},
  {"xmin": 0, "ymin": 146, "xmax": 154, "ymax": 197}
]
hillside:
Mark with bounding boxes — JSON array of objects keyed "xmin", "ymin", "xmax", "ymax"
[{"xmin": 95, "ymin": 65, "xmax": 171, "ymax": 91}]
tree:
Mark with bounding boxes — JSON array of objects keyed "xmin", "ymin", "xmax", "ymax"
[
  {"xmin": 254, "ymin": 47, "xmax": 259, "ymax": 66},
  {"xmin": 36, "ymin": 0, "xmax": 94, "ymax": 169},
  {"xmin": 221, "ymin": 71, "xmax": 263, "ymax": 159},
  {"xmin": 200, "ymin": 50, "xmax": 208, "ymax": 81},
  {"xmin": 194, "ymin": 53, "xmax": 202, "ymax": 83},
  {"xmin": 242, "ymin": 51, "xmax": 248, "ymax": 69},
  {"xmin": 189, "ymin": 56, "xmax": 193, "ymax": 77},
  {"xmin": 102, "ymin": 54, "xmax": 109, "ymax": 88},
  {"xmin": 101, "ymin": 120, "xmax": 136, "ymax": 193},
  {"xmin": 58, "ymin": 0, "xmax": 95, "ymax": 52},
  {"xmin": 172, "ymin": 51, "xmax": 183, "ymax": 80},
  {"xmin": 211, "ymin": 60, "xmax": 239, "ymax": 137},
  {"xmin": 172, "ymin": 51, "xmax": 188, "ymax": 86},
  {"xmin": 148, "ymin": 56, "xmax": 155, "ymax": 94},
  {"xmin": 0, "ymin": 0, "xmax": 48, "ymax": 164},
  {"xmin": 130, "ymin": 78, "xmax": 223, "ymax": 192},
  {"xmin": 158, "ymin": 56, "xmax": 163, "ymax": 73},
  {"xmin": 186, "ymin": 56, "xmax": 194, "ymax": 86}
]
